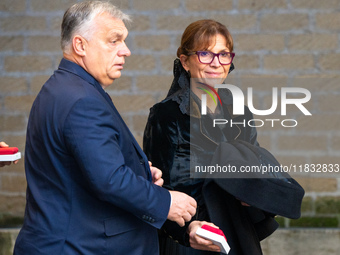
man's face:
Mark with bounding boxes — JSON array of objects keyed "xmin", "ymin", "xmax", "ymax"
[{"xmin": 83, "ymin": 12, "xmax": 130, "ymax": 88}]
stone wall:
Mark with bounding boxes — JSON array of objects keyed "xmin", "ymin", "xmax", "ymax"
[
  {"xmin": 1, "ymin": 228, "xmax": 340, "ymax": 255},
  {"xmin": 0, "ymin": 0, "xmax": 340, "ymax": 230}
]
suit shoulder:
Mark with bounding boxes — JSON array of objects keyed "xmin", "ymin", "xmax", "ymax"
[{"xmin": 43, "ymin": 70, "xmax": 103, "ymax": 104}]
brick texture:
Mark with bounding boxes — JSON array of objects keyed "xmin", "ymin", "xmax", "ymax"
[
  {"xmin": 1, "ymin": 174, "xmax": 27, "ymax": 193},
  {"xmin": 239, "ymin": 75, "xmax": 288, "ymax": 91},
  {"xmin": 30, "ymin": 75, "xmax": 50, "ymax": 93},
  {"xmin": 264, "ymin": 54, "xmax": 315, "ymax": 70},
  {"xmin": 27, "ymin": 36, "xmax": 61, "ymax": 52},
  {"xmin": 110, "ymin": 94, "xmax": 156, "ymax": 113},
  {"xmin": 0, "ymin": 77, "xmax": 27, "ymax": 94},
  {"xmin": 4, "ymin": 56, "xmax": 52, "ymax": 72},
  {"xmin": 214, "ymin": 14, "xmax": 257, "ymax": 31},
  {"xmin": 293, "ymin": 75, "xmax": 340, "ymax": 91},
  {"xmin": 136, "ymin": 75, "xmax": 173, "ymax": 91},
  {"xmin": 295, "ymin": 178, "xmax": 338, "ymax": 192},
  {"xmin": 132, "ymin": 115, "xmax": 149, "ymax": 134},
  {"xmin": 0, "ymin": 115, "xmax": 27, "ymax": 133},
  {"xmin": 0, "ymin": 36, "xmax": 24, "ymax": 52},
  {"xmin": 299, "ymin": 196, "xmax": 313, "ymax": 212},
  {"xmin": 316, "ymin": 13, "xmax": 340, "ymax": 30},
  {"xmin": 261, "ymin": 14, "xmax": 309, "ymax": 31},
  {"xmin": 129, "ymin": 15, "xmax": 151, "ymax": 32},
  {"xmin": 0, "ymin": 0, "xmax": 26, "ymax": 12},
  {"xmin": 0, "ymin": 16, "xmax": 46, "ymax": 32},
  {"xmin": 30, "ymin": 0, "xmax": 78, "ymax": 11},
  {"xmin": 106, "ymin": 76, "xmax": 133, "ymax": 92},
  {"xmin": 291, "ymin": 0, "xmax": 340, "ymax": 9},
  {"xmin": 156, "ymin": 16, "xmax": 205, "ymax": 31},
  {"xmin": 185, "ymin": 0, "xmax": 233, "ymax": 11},
  {"xmin": 318, "ymin": 95, "xmax": 340, "ymax": 113},
  {"xmin": 236, "ymin": 34, "xmax": 285, "ymax": 51},
  {"xmin": 332, "ymin": 136, "xmax": 340, "ymax": 151},
  {"xmin": 0, "ymin": 0, "xmax": 339, "ymax": 227},
  {"xmin": 134, "ymin": 35, "xmax": 171, "ymax": 51},
  {"xmin": 233, "ymin": 55, "xmax": 259, "ymax": 69},
  {"xmin": 160, "ymin": 55, "xmax": 177, "ymax": 72},
  {"xmin": 4, "ymin": 95, "xmax": 36, "ymax": 113},
  {"xmin": 319, "ymin": 53, "xmax": 340, "ymax": 71},
  {"xmin": 238, "ymin": 0, "xmax": 286, "ymax": 10},
  {"xmin": 50, "ymin": 16, "xmax": 63, "ymax": 32},
  {"xmin": 132, "ymin": 0, "xmax": 180, "ymax": 10},
  {"xmin": 0, "ymin": 195, "xmax": 25, "ymax": 216},
  {"xmin": 124, "ymin": 55, "xmax": 156, "ymax": 71},
  {"xmin": 315, "ymin": 197, "xmax": 340, "ymax": 214},
  {"xmin": 288, "ymin": 34, "xmax": 338, "ymax": 51},
  {"xmin": 295, "ymin": 115, "xmax": 340, "ymax": 132}
]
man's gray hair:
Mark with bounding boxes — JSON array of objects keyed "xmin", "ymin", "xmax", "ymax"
[{"xmin": 61, "ymin": 1, "xmax": 130, "ymax": 54}]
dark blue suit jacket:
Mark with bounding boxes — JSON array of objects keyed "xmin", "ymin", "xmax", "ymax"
[{"xmin": 14, "ymin": 59, "xmax": 171, "ymax": 255}]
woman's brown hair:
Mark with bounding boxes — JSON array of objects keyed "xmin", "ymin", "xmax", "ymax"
[{"xmin": 177, "ymin": 19, "xmax": 233, "ymax": 57}]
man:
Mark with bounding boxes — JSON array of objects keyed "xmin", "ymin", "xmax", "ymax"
[{"xmin": 14, "ymin": 1, "xmax": 196, "ymax": 254}]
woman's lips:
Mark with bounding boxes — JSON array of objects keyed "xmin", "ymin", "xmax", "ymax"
[{"xmin": 205, "ymin": 71, "xmax": 222, "ymax": 77}]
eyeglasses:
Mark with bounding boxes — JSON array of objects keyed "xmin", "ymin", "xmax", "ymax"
[{"xmin": 188, "ymin": 51, "xmax": 235, "ymax": 65}]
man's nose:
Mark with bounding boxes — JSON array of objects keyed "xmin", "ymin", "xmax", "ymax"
[{"xmin": 118, "ymin": 42, "xmax": 131, "ymax": 57}]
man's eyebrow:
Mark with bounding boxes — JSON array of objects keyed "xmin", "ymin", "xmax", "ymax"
[{"xmin": 109, "ymin": 32, "xmax": 123, "ymax": 39}]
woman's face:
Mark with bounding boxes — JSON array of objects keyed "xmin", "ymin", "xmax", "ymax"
[{"xmin": 180, "ymin": 34, "xmax": 232, "ymax": 84}]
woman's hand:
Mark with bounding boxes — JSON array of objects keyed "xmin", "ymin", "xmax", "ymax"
[
  {"xmin": 148, "ymin": 161, "xmax": 164, "ymax": 186},
  {"xmin": 187, "ymin": 221, "xmax": 221, "ymax": 252}
]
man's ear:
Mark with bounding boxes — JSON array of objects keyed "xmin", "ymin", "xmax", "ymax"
[
  {"xmin": 179, "ymin": 54, "xmax": 189, "ymax": 72},
  {"xmin": 72, "ymin": 35, "xmax": 87, "ymax": 57}
]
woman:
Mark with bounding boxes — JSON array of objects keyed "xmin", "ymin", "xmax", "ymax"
[{"xmin": 143, "ymin": 20, "xmax": 278, "ymax": 255}]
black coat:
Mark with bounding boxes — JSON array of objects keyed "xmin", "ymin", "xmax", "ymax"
[{"xmin": 143, "ymin": 59, "xmax": 278, "ymax": 255}]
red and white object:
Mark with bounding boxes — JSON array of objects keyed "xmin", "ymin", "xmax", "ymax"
[
  {"xmin": 0, "ymin": 147, "xmax": 21, "ymax": 161},
  {"xmin": 196, "ymin": 225, "xmax": 230, "ymax": 254}
]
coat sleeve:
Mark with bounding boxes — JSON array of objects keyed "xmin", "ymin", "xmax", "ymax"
[
  {"xmin": 63, "ymin": 96, "xmax": 171, "ymax": 229},
  {"xmin": 143, "ymin": 104, "xmax": 191, "ymax": 245},
  {"xmin": 143, "ymin": 104, "xmax": 178, "ymax": 185}
]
